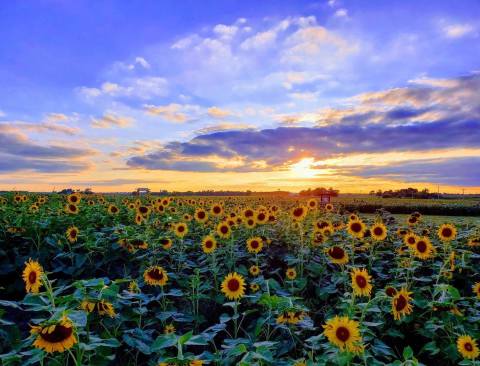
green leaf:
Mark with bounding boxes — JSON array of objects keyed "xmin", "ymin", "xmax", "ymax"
[{"xmin": 151, "ymin": 334, "xmax": 177, "ymax": 352}]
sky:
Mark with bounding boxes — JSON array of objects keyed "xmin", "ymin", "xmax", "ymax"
[{"xmin": 1, "ymin": 0, "xmax": 480, "ymax": 193}]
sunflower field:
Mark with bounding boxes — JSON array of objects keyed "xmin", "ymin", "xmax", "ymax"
[{"xmin": 0, "ymin": 192, "xmax": 479, "ymax": 366}]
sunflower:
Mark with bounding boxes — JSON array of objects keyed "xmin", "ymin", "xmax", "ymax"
[
  {"xmin": 291, "ymin": 206, "xmax": 307, "ymax": 221},
  {"xmin": 64, "ymin": 203, "xmax": 79, "ymax": 214},
  {"xmin": 326, "ymin": 246, "xmax": 349, "ymax": 265},
  {"xmin": 472, "ymin": 282, "xmax": 480, "ymax": 299},
  {"xmin": 221, "ymin": 272, "xmax": 246, "ymax": 300},
  {"xmin": 249, "ymin": 265, "xmax": 260, "ymax": 276},
  {"xmin": 370, "ymin": 223, "xmax": 387, "ymax": 241},
  {"xmin": 216, "ymin": 222, "xmax": 231, "ymax": 239},
  {"xmin": 160, "ymin": 238, "xmax": 173, "ymax": 250},
  {"xmin": 385, "ymin": 286, "xmax": 397, "ymax": 297},
  {"xmin": 245, "ymin": 218, "xmax": 256, "ymax": 229},
  {"xmin": 211, "ymin": 204, "xmax": 223, "ymax": 216},
  {"xmin": 412, "ymin": 237, "xmax": 434, "ymax": 260},
  {"xmin": 246, "ymin": 237, "xmax": 263, "ymax": 254},
  {"xmin": 243, "ymin": 208, "xmax": 255, "ymax": 219},
  {"xmin": 468, "ymin": 236, "xmax": 480, "ymax": 247},
  {"xmin": 250, "ymin": 283, "xmax": 260, "ymax": 293},
  {"xmin": 350, "ymin": 268, "xmax": 372, "ymax": 297},
  {"xmin": 201, "ymin": 235, "xmax": 217, "ymax": 254},
  {"xmin": 134, "ymin": 214, "xmax": 144, "ymax": 225},
  {"xmin": 128, "ymin": 280, "xmax": 140, "ymax": 294},
  {"xmin": 164, "ymin": 324, "xmax": 176, "ymax": 335},
  {"xmin": 392, "ymin": 287, "xmax": 413, "ymax": 320},
  {"xmin": 66, "ymin": 226, "xmax": 79, "ymax": 243},
  {"xmin": 286, "ymin": 268, "xmax": 297, "ymax": 280},
  {"xmin": 457, "ymin": 335, "xmax": 479, "ymax": 360},
  {"xmin": 137, "ymin": 205, "xmax": 151, "ymax": 217},
  {"xmin": 174, "ymin": 222, "xmax": 188, "ymax": 238},
  {"xmin": 307, "ymin": 198, "xmax": 318, "ymax": 210},
  {"xmin": 294, "ymin": 361, "xmax": 307, "ymax": 366},
  {"xmin": 190, "ymin": 360, "xmax": 204, "ymax": 366},
  {"xmin": 22, "ymin": 259, "xmax": 43, "ymax": 293},
  {"xmin": 255, "ymin": 211, "xmax": 268, "ymax": 224},
  {"xmin": 80, "ymin": 300, "xmax": 116, "ymax": 317},
  {"xmin": 312, "ymin": 231, "xmax": 326, "ymax": 246},
  {"xmin": 31, "ymin": 317, "xmax": 77, "ymax": 353},
  {"xmin": 407, "ymin": 215, "xmax": 419, "ymax": 226},
  {"xmin": 67, "ymin": 193, "xmax": 81, "ymax": 205},
  {"xmin": 144, "ymin": 266, "xmax": 168, "ymax": 286},
  {"xmin": 325, "ymin": 203, "xmax": 334, "ymax": 212},
  {"xmin": 438, "ymin": 223, "xmax": 457, "ymax": 242},
  {"xmin": 403, "ymin": 232, "xmax": 418, "ymax": 246},
  {"xmin": 323, "ymin": 316, "xmax": 362, "ymax": 352},
  {"xmin": 194, "ymin": 208, "xmax": 208, "ymax": 223},
  {"xmin": 347, "ymin": 220, "xmax": 366, "ymax": 239},
  {"xmin": 107, "ymin": 204, "xmax": 119, "ymax": 215}
]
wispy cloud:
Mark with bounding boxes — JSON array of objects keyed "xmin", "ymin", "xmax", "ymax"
[{"xmin": 91, "ymin": 113, "xmax": 134, "ymax": 128}]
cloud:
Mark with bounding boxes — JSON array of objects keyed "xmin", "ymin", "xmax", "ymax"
[
  {"xmin": 77, "ymin": 76, "xmax": 168, "ymax": 100},
  {"xmin": 334, "ymin": 9, "xmax": 349, "ymax": 18},
  {"xmin": 207, "ymin": 106, "xmax": 231, "ymax": 119},
  {"xmin": 91, "ymin": 113, "xmax": 134, "ymax": 128},
  {"xmin": 0, "ymin": 120, "xmax": 80, "ymax": 136},
  {"xmin": 44, "ymin": 113, "xmax": 70, "ymax": 123},
  {"xmin": 213, "ymin": 24, "xmax": 239, "ymax": 40},
  {"xmin": 144, "ymin": 103, "xmax": 202, "ymax": 123},
  {"xmin": 347, "ymin": 157, "xmax": 480, "ymax": 186},
  {"xmin": 0, "ymin": 110, "xmax": 5, "ymax": 117},
  {"xmin": 0, "ymin": 128, "xmax": 93, "ymax": 173},
  {"xmin": 125, "ymin": 74, "xmax": 480, "ymax": 187},
  {"xmin": 194, "ymin": 122, "xmax": 255, "ymax": 135},
  {"xmin": 66, "ymin": 178, "xmax": 162, "ymax": 187},
  {"xmin": 442, "ymin": 23, "xmax": 474, "ymax": 38}
]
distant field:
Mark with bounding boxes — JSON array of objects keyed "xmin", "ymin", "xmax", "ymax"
[{"xmin": 332, "ymin": 195, "xmax": 480, "ymax": 216}]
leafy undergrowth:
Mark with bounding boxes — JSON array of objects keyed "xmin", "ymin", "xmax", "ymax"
[{"xmin": 0, "ymin": 192, "xmax": 479, "ymax": 365}]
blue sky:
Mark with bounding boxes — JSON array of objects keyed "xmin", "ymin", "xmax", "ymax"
[{"xmin": 1, "ymin": 0, "xmax": 479, "ymax": 192}]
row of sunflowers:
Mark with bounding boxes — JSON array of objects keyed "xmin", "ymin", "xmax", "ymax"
[{"xmin": 0, "ymin": 192, "xmax": 479, "ymax": 365}]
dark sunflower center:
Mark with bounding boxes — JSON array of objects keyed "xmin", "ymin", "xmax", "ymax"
[
  {"xmin": 464, "ymin": 342, "xmax": 473, "ymax": 352},
  {"xmin": 251, "ymin": 240, "xmax": 259, "ymax": 248},
  {"xmin": 248, "ymin": 220, "xmax": 254, "ymax": 225},
  {"xmin": 407, "ymin": 236, "xmax": 416, "ymax": 245},
  {"xmin": 71, "ymin": 196, "xmax": 78, "ymax": 203},
  {"xmin": 70, "ymin": 230, "xmax": 77, "ymax": 238},
  {"xmin": 198, "ymin": 211, "xmax": 205, "ymax": 219},
  {"xmin": 227, "ymin": 279, "xmax": 240, "ymax": 292},
  {"xmin": 355, "ymin": 275, "xmax": 367, "ymax": 288},
  {"xmin": 245, "ymin": 210, "xmax": 253, "ymax": 217},
  {"xmin": 69, "ymin": 204, "xmax": 77, "ymax": 211},
  {"xmin": 374, "ymin": 227, "xmax": 383, "ymax": 236},
  {"xmin": 258, "ymin": 213, "xmax": 265, "ymax": 220},
  {"xmin": 416, "ymin": 241, "xmax": 427, "ymax": 253},
  {"xmin": 409, "ymin": 217, "xmax": 417, "ymax": 223},
  {"xmin": 386, "ymin": 287, "xmax": 396, "ymax": 297},
  {"xmin": 442, "ymin": 228, "xmax": 452, "ymax": 237},
  {"xmin": 213, "ymin": 207, "xmax": 221, "ymax": 214},
  {"xmin": 351, "ymin": 222, "xmax": 362, "ymax": 233},
  {"xmin": 205, "ymin": 240, "xmax": 213, "ymax": 248},
  {"xmin": 111, "ymin": 207, "xmax": 118, "ymax": 213},
  {"xmin": 336, "ymin": 326, "xmax": 350, "ymax": 342},
  {"xmin": 293, "ymin": 208, "xmax": 303, "ymax": 217},
  {"xmin": 96, "ymin": 302, "xmax": 108, "ymax": 312},
  {"xmin": 39, "ymin": 325, "xmax": 73, "ymax": 343},
  {"xmin": 139, "ymin": 207, "xmax": 147, "ymax": 213},
  {"xmin": 221, "ymin": 225, "xmax": 228, "ymax": 234},
  {"xmin": 329, "ymin": 246, "xmax": 345, "ymax": 259},
  {"xmin": 395, "ymin": 295, "xmax": 407, "ymax": 311},
  {"xmin": 178, "ymin": 226, "xmax": 185, "ymax": 232},
  {"xmin": 28, "ymin": 271, "xmax": 37, "ymax": 284},
  {"xmin": 148, "ymin": 269, "xmax": 164, "ymax": 280}
]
